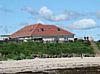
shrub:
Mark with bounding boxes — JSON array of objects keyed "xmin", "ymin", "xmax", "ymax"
[{"xmin": 0, "ymin": 41, "xmax": 94, "ymax": 60}]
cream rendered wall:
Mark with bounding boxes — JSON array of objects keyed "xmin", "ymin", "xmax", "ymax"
[
  {"xmin": 0, "ymin": 37, "xmax": 9, "ymax": 40},
  {"xmin": 43, "ymin": 38, "xmax": 54, "ymax": 41}
]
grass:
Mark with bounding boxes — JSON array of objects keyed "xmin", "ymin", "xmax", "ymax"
[{"xmin": 0, "ymin": 41, "xmax": 94, "ymax": 60}]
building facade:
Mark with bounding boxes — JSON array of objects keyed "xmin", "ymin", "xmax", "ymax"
[{"xmin": 0, "ymin": 35, "xmax": 10, "ymax": 41}]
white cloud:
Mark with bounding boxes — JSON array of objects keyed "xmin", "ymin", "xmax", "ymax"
[
  {"xmin": 67, "ymin": 19, "xmax": 97, "ymax": 30},
  {"xmin": 39, "ymin": 6, "xmax": 69, "ymax": 21},
  {"xmin": 63, "ymin": 10, "xmax": 83, "ymax": 19},
  {"xmin": 53, "ymin": 14, "xmax": 68, "ymax": 21},
  {"xmin": 20, "ymin": 6, "xmax": 100, "ymax": 23},
  {"xmin": 22, "ymin": 7, "xmax": 37, "ymax": 15},
  {"xmin": 22, "ymin": 6, "xmax": 83, "ymax": 22},
  {"xmin": 39, "ymin": 6, "xmax": 53, "ymax": 19}
]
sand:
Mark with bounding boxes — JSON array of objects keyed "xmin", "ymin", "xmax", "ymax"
[{"xmin": 0, "ymin": 57, "xmax": 100, "ymax": 73}]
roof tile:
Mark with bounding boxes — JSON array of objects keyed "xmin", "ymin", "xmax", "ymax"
[{"xmin": 10, "ymin": 23, "xmax": 74, "ymax": 38}]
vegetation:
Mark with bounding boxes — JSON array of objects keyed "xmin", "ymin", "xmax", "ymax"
[
  {"xmin": 97, "ymin": 40, "xmax": 100, "ymax": 42},
  {"xmin": 0, "ymin": 41, "xmax": 94, "ymax": 60},
  {"xmin": 96, "ymin": 42, "xmax": 100, "ymax": 50}
]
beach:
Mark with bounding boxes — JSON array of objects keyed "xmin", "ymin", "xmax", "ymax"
[{"xmin": 0, "ymin": 57, "xmax": 100, "ymax": 73}]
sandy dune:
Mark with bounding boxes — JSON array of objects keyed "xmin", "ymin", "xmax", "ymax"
[{"xmin": 0, "ymin": 57, "xmax": 100, "ymax": 73}]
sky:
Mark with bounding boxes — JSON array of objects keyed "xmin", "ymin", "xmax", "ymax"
[{"xmin": 0, "ymin": 0, "xmax": 100, "ymax": 40}]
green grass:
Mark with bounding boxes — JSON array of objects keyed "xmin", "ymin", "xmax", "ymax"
[
  {"xmin": 0, "ymin": 41, "xmax": 94, "ymax": 60},
  {"xmin": 96, "ymin": 42, "xmax": 100, "ymax": 50}
]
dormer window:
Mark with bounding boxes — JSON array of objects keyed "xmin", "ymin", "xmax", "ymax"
[
  {"xmin": 57, "ymin": 28, "xmax": 61, "ymax": 31},
  {"xmin": 38, "ymin": 28, "xmax": 44, "ymax": 32}
]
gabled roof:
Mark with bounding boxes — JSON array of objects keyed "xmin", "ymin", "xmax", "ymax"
[{"xmin": 10, "ymin": 23, "xmax": 74, "ymax": 38}]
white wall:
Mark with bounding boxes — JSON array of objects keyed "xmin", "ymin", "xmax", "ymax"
[
  {"xmin": 59, "ymin": 38, "xmax": 68, "ymax": 41},
  {"xmin": 43, "ymin": 35, "xmax": 74, "ymax": 42},
  {"xmin": 43, "ymin": 37, "xmax": 68, "ymax": 42},
  {"xmin": 43, "ymin": 38, "xmax": 54, "ymax": 41},
  {"xmin": 59, "ymin": 38, "xmax": 64, "ymax": 41},
  {"xmin": 68, "ymin": 38, "xmax": 74, "ymax": 41},
  {"xmin": 0, "ymin": 37, "xmax": 9, "ymax": 40}
]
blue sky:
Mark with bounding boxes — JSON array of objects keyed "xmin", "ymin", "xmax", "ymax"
[{"xmin": 0, "ymin": 0, "xmax": 100, "ymax": 40}]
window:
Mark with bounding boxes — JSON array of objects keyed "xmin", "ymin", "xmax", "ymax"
[
  {"xmin": 38, "ymin": 28, "xmax": 44, "ymax": 32},
  {"xmin": 57, "ymin": 28, "xmax": 61, "ymax": 31},
  {"xmin": 41, "ymin": 28, "xmax": 44, "ymax": 31}
]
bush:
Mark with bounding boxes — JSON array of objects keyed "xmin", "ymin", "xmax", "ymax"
[{"xmin": 0, "ymin": 41, "xmax": 94, "ymax": 60}]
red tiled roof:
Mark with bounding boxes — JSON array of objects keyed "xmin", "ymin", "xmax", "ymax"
[{"xmin": 10, "ymin": 23, "xmax": 74, "ymax": 38}]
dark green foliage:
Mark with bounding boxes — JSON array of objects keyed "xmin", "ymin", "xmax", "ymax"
[
  {"xmin": 96, "ymin": 42, "xmax": 100, "ymax": 50},
  {"xmin": 97, "ymin": 40, "xmax": 100, "ymax": 42},
  {"xmin": 0, "ymin": 41, "xmax": 94, "ymax": 60}
]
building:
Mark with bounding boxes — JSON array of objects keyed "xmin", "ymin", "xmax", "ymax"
[
  {"xmin": 0, "ymin": 35, "xmax": 10, "ymax": 41},
  {"xmin": 10, "ymin": 23, "xmax": 74, "ymax": 42}
]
